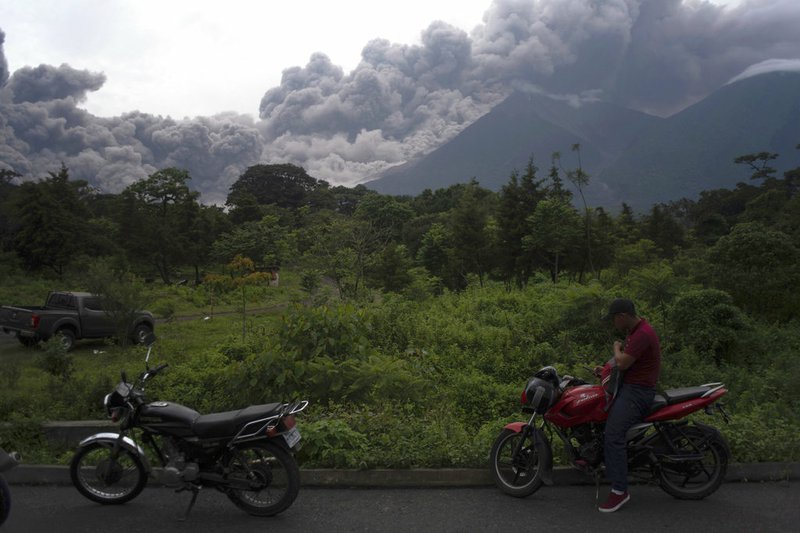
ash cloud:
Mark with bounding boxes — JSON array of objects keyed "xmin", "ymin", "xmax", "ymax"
[
  {"xmin": 258, "ymin": 0, "xmax": 800, "ymax": 186},
  {"xmin": 0, "ymin": 30, "xmax": 8, "ymax": 87},
  {"xmin": 2, "ymin": 1, "xmax": 800, "ymax": 198},
  {"xmin": 0, "ymin": 38, "xmax": 264, "ymax": 203},
  {"xmin": 7, "ymin": 64, "xmax": 106, "ymax": 104}
]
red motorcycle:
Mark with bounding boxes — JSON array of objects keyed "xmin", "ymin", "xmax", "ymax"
[{"xmin": 490, "ymin": 365, "xmax": 731, "ymax": 500}]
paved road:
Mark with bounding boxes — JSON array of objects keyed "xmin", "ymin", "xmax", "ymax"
[{"xmin": 3, "ymin": 482, "xmax": 797, "ymax": 533}]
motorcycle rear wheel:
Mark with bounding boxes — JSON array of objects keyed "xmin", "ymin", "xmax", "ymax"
[
  {"xmin": 490, "ymin": 428, "xmax": 544, "ymax": 497},
  {"xmin": 225, "ymin": 441, "xmax": 300, "ymax": 517},
  {"xmin": 69, "ymin": 442, "xmax": 147, "ymax": 504},
  {"xmin": 658, "ymin": 425, "xmax": 728, "ymax": 500}
]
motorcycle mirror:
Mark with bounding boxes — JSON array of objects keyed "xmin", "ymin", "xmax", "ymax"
[
  {"xmin": 143, "ymin": 333, "xmax": 157, "ymax": 368},
  {"xmin": 121, "ymin": 370, "xmax": 128, "ymax": 383}
]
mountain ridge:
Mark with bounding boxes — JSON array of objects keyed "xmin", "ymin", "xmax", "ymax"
[{"xmin": 367, "ymin": 71, "xmax": 800, "ymax": 209}]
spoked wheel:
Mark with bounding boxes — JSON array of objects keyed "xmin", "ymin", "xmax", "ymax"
[
  {"xmin": 0, "ymin": 475, "xmax": 11, "ymax": 527},
  {"xmin": 225, "ymin": 441, "xmax": 300, "ymax": 517},
  {"xmin": 658, "ymin": 425, "xmax": 728, "ymax": 500},
  {"xmin": 70, "ymin": 441, "xmax": 147, "ymax": 504},
  {"xmin": 490, "ymin": 428, "xmax": 544, "ymax": 497}
]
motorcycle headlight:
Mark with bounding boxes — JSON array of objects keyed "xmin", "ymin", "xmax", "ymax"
[{"xmin": 104, "ymin": 384, "xmax": 130, "ymax": 419}]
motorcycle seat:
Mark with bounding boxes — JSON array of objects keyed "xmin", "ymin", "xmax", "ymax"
[
  {"xmin": 662, "ymin": 386, "xmax": 711, "ymax": 404},
  {"xmin": 192, "ymin": 403, "xmax": 283, "ymax": 438},
  {"xmin": 648, "ymin": 394, "xmax": 668, "ymax": 414}
]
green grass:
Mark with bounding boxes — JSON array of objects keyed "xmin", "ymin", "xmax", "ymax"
[{"xmin": 3, "ymin": 272, "xmax": 798, "ymax": 468}]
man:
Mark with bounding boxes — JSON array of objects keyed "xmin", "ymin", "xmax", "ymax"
[{"xmin": 598, "ymin": 298, "xmax": 661, "ymax": 513}]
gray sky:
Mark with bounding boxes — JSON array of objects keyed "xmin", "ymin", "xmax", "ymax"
[{"xmin": 0, "ymin": 0, "xmax": 492, "ymax": 118}]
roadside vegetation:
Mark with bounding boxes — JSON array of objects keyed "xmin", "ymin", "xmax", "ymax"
[{"xmin": 0, "ymin": 149, "xmax": 798, "ymax": 467}]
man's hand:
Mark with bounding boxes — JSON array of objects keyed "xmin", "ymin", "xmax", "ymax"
[
  {"xmin": 613, "ymin": 341, "xmax": 637, "ymax": 371},
  {"xmin": 613, "ymin": 340, "xmax": 624, "ymax": 354},
  {"xmin": 593, "ymin": 365, "xmax": 603, "ymax": 377}
]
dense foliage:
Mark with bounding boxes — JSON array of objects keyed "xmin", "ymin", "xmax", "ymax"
[{"xmin": 1, "ymin": 149, "xmax": 799, "ymax": 467}]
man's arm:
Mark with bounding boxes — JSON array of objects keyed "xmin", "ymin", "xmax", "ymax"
[{"xmin": 613, "ymin": 340, "xmax": 637, "ymax": 370}]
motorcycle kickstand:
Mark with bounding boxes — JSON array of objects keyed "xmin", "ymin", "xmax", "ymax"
[
  {"xmin": 593, "ymin": 470, "xmax": 601, "ymax": 507},
  {"xmin": 176, "ymin": 484, "xmax": 201, "ymax": 522}
]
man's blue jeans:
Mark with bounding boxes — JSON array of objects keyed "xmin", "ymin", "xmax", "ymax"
[{"xmin": 604, "ymin": 383, "xmax": 656, "ymax": 492}]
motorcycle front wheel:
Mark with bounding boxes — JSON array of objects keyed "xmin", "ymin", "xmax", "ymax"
[
  {"xmin": 225, "ymin": 441, "xmax": 300, "ymax": 517},
  {"xmin": 70, "ymin": 441, "xmax": 147, "ymax": 504},
  {"xmin": 658, "ymin": 425, "xmax": 728, "ymax": 500},
  {"xmin": 0, "ymin": 475, "xmax": 10, "ymax": 526},
  {"xmin": 490, "ymin": 428, "xmax": 544, "ymax": 497}
]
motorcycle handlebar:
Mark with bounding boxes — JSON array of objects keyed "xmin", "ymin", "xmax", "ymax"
[{"xmin": 141, "ymin": 363, "xmax": 169, "ymax": 382}]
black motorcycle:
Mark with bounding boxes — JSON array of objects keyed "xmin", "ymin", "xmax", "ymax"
[
  {"xmin": 0, "ymin": 446, "xmax": 20, "ymax": 526},
  {"xmin": 70, "ymin": 333, "xmax": 308, "ymax": 519}
]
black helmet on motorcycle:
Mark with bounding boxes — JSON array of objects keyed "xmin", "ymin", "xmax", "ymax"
[{"xmin": 521, "ymin": 366, "xmax": 559, "ymax": 414}]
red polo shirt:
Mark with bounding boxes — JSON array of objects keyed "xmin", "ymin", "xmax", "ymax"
[{"xmin": 623, "ymin": 319, "xmax": 661, "ymax": 388}]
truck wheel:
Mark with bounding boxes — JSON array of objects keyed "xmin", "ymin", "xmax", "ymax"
[
  {"xmin": 131, "ymin": 324, "xmax": 152, "ymax": 345},
  {"xmin": 55, "ymin": 329, "xmax": 76, "ymax": 351}
]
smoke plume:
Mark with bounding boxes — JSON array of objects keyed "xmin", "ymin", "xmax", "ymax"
[{"xmin": 2, "ymin": 1, "xmax": 800, "ymax": 199}]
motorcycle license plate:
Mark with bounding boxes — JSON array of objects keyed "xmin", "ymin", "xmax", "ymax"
[{"xmin": 283, "ymin": 427, "xmax": 301, "ymax": 448}]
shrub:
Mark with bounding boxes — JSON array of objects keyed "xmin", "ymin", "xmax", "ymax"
[
  {"xmin": 668, "ymin": 289, "xmax": 750, "ymax": 364},
  {"xmin": 150, "ymin": 298, "xmax": 177, "ymax": 321},
  {"xmin": 37, "ymin": 337, "xmax": 74, "ymax": 380},
  {"xmin": 297, "ymin": 418, "xmax": 371, "ymax": 469}
]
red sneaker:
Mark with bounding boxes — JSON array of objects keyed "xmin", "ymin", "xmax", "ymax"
[{"xmin": 598, "ymin": 491, "xmax": 630, "ymax": 513}]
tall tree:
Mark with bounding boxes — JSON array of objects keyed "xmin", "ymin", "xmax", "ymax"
[
  {"xmin": 522, "ymin": 198, "xmax": 581, "ymax": 283},
  {"xmin": 353, "ymin": 193, "xmax": 415, "ymax": 242},
  {"xmin": 548, "ymin": 152, "xmax": 570, "ymax": 202},
  {"xmin": 496, "ymin": 157, "xmax": 547, "ymax": 287},
  {"xmin": 184, "ymin": 204, "xmax": 230, "ymax": 284},
  {"xmin": 0, "ymin": 170, "xmax": 20, "ymax": 254},
  {"xmin": 563, "ymin": 144, "xmax": 596, "ymax": 280},
  {"xmin": 734, "ymin": 151, "xmax": 779, "ymax": 182},
  {"xmin": 10, "ymin": 164, "xmax": 93, "ymax": 275},
  {"xmin": 226, "ymin": 164, "xmax": 328, "ymax": 217},
  {"xmin": 120, "ymin": 167, "xmax": 201, "ymax": 283},
  {"xmin": 211, "ymin": 214, "xmax": 291, "ymax": 267},
  {"xmin": 709, "ymin": 222, "xmax": 800, "ymax": 320},
  {"xmin": 417, "ymin": 222, "xmax": 454, "ymax": 287},
  {"xmin": 641, "ymin": 204, "xmax": 686, "ymax": 258},
  {"xmin": 297, "ymin": 211, "xmax": 388, "ymax": 299},
  {"xmin": 588, "ymin": 207, "xmax": 618, "ymax": 277},
  {"xmin": 448, "ymin": 180, "xmax": 495, "ymax": 287}
]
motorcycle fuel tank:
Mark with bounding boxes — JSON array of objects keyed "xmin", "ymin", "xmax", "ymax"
[
  {"xmin": 545, "ymin": 385, "xmax": 608, "ymax": 427},
  {"xmin": 138, "ymin": 401, "xmax": 200, "ymax": 437}
]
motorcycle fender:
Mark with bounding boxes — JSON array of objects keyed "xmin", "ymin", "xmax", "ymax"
[
  {"xmin": 502, "ymin": 423, "xmax": 554, "ymax": 486},
  {"xmin": 691, "ymin": 422, "xmax": 731, "ymax": 456},
  {"xmin": 502, "ymin": 421, "xmax": 528, "ymax": 433},
  {"xmin": 77, "ymin": 433, "xmax": 151, "ymax": 472}
]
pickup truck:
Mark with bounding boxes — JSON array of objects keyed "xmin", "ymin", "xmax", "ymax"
[{"xmin": 0, "ymin": 291, "xmax": 155, "ymax": 350}]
